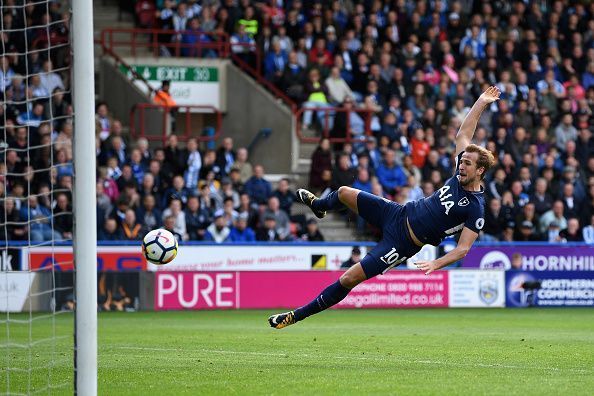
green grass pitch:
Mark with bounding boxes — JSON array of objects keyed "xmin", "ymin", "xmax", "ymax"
[{"xmin": 2, "ymin": 309, "xmax": 594, "ymax": 395}]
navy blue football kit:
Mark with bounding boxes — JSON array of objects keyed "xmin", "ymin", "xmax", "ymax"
[
  {"xmin": 357, "ymin": 151, "xmax": 485, "ymax": 277},
  {"xmin": 269, "ymin": 151, "xmax": 487, "ymax": 328}
]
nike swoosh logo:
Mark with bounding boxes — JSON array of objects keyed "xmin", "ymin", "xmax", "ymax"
[{"xmin": 270, "ymin": 315, "xmax": 279, "ymax": 325}]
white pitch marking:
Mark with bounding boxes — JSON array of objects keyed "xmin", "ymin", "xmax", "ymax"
[{"xmin": 109, "ymin": 346, "xmax": 593, "ymax": 374}]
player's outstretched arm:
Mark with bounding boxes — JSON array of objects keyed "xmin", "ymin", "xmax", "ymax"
[
  {"xmin": 414, "ymin": 227, "xmax": 478, "ymax": 275},
  {"xmin": 454, "ymin": 86, "xmax": 501, "ymax": 156}
]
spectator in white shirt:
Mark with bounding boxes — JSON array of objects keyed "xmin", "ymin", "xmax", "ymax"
[
  {"xmin": 536, "ymin": 70, "xmax": 565, "ymax": 98},
  {"xmin": 539, "ymin": 200, "xmax": 568, "ymax": 234},
  {"xmin": 582, "ymin": 214, "xmax": 594, "ymax": 244},
  {"xmin": 173, "ymin": 2, "xmax": 189, "ymax": 34},
  {"xmin": 325, "ymin": 66, "xmax": 353, "ymax": 104},
  {"xmin": 496, "ymin": 70, "xmax": 517, "ymax": 105},
  {"xmin": 554, "ymin": 114, "xmax": 578, "ymax": 150},
  {"xmin": 273, "ymin": 26, "xmax": 293, "ymax": 53},
  {"xmin": 261, "ymin": 196, "xmax": 290, "ymax": 240},
  {"xmin": 30, "ymin": 75, "xmax": 49, "ymax": 99},
  {"xmin": 0, "ymin": 55, "xmax": 15, "ymax": 92},
  {"xmin": 450, "ymin": 97, "xmax": 470, "ymax": 124},
  {"xmin": 186, "ymin": 0, "xmax": 202, "ymax": 19},
  {"xmin": 10, "ymin": 74, "xmax": 26, "ymax": 101},
  {"xmin": 40, "ymin": 60, "xmax": 64, "ymax": 95},
  {"xmin": 184, "ymin": 138, "xmax": 202, "ymax": 189},
  {"xmin": 162, "ymin": 198, "xmax": 188, "ymax": 240}
]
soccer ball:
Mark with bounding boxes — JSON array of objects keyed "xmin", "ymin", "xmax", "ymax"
[{"xmin": 142, "ymin": 229, "xmax": 178, "ymax": 265}]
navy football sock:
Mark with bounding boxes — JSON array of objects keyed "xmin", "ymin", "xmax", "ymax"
[
  {"xmin": 311, "ymin": 190, "xmax": 344, "ymax": 212},
  {"xmin": 294, "ymin": 280, "xmax": 351, "ymax": 321}
]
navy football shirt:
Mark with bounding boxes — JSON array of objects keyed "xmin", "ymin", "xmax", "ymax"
[{"xmin": 404, "ymin": 152, "xmax": 485, "ymax": 246}]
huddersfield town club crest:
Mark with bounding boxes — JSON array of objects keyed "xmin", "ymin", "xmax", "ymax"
[{"xmin": 479, "ymin": 279, "xmax": 498, "ymax": 305}]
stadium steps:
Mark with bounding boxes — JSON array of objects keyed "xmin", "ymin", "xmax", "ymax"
[
  {"xmin": 292, "ymin": 142, "xmax": 359, "ymax": 240},
  {"xmin": 288, "ymin": 189, "xmax": 357, "ymax": 241},
  {"xmin": 317, "ymin": 213, "xmax": 359, "ymax": 241},
  {"xmin": 294, "ymin": 131, "xmax": 318, "ymax": 167},
  {"xmin": 93, "ymin": 0, "xmax": 136, "ymax": 34},
  {"xmin": 93, "ymin": 1, "xmax": 139, "ymax": 56},
  {"xmin": 291, "ymin": 206, "xmax": 357, "ymax": 242},
  {"xmin": 291, "ymin": 141, "xmax": 317, "ymax": 185},
  {"xmin": 297, "ymin": 143, "xmax": 317, "ymax": 165},
  {"xmin": 92, "ymin": 0, "xmax": 149, "ymax": 97}
]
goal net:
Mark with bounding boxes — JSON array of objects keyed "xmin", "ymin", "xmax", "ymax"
[{"xmin": 1, "ymin": 1, "xmax": 95, "ymax": 394}]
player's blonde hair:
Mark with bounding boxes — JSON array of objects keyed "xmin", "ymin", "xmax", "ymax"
[{"xmin": 465, "ymin": 144, "xmax": 495, "ymax": 180}]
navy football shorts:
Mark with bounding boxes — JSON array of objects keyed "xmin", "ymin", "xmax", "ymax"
[{"xmin": 356, "ymin": 191, "xmax": 422, "ymax": 278}]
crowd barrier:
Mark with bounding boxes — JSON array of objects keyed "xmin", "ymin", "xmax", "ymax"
[
  {"xmin": 154, "ymin": 269, "xmax": 510, "ymax": 310},
  {"xmin": 1, "ymin": 242, "xmax": 592, "ymax": 312}
]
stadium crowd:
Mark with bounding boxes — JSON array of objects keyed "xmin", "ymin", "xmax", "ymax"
[
  {"xmin": 1, "ymin": 0, "xmax": 594, "ymax": 244},
  {"xmin": 236, "ymin": 0, "xmax": 594, "ymax": 243},
  {"xmin": 129, "ymin": 0, "xmax": 594, "ymax": 243},
  {"xmin": 0, "ymin": 0, "xmax": 72, "ymax": 243},
  {"xmin": 92, "ymin": 127, "xmax": 327, "ymax": 243}
]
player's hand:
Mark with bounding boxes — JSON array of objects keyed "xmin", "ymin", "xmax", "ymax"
[
  {"xmin": 414, "ymin": 260, "xmax": 438, "ymax": 275},
  {"xmin": 478, "ymin": 86, "xmax": 501, "ymax": 105}
]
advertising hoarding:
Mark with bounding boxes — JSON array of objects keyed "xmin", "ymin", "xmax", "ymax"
[
  {"xmin": 147, "ymin": 245, "xmax": 366, "ymax": 272},
  {"xmin": 0, "ymin": 272, "xmax": 36, "ymax": 312},
  {"xmin": 462, "ymin": 245, "xmax": 594, "ymax": 271},
  {"xmin": 24, "ymin": 245, "xmax": 367, "ymax": 272},
  {"xmin": 506, "ymin": 271, "xmax": 594, "ymax": 307},
  {"xmin": 154, "ymin": 271, "xmax": 449, "ymax": 310},
  {"xmin": 449, "ymin": 270, "xmax": 505, "ymax": 307},
  {"xmin": 26, "ymin": 247, "xmax": 146, "ymax": 271}
]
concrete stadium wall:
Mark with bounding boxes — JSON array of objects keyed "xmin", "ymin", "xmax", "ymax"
[
  {"xmin": 222, "ymin": 63, "xmax": 293, "ymax": 174},
  {"xmin": 99, "ymin": 57, "xmax": 151, "ymax": 126}
]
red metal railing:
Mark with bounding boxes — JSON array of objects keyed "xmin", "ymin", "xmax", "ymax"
[
  {"xmin": 98, "ymin": 28, "xmax": 274, "ymax": 93},
  {"xmin": 295, "ymin": 107, "xmax": 375, "ymax": 143},
  {"xmin": 100, "ymin": 28, "xmax": 230, "ymax": 58},
  {"xmin": 130, "ymin": 103, "xmax": 222, "ymax": 145},
  {"xmin": 99, "ymin": 28, "xmax": 296, "ymax": 110}
]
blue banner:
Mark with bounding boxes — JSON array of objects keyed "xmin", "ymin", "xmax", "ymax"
[{"xmin": 506, "ymin": 271, "xmax": 594, "ymax": 307}]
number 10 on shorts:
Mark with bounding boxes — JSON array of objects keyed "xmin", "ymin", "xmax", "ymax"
[{"xmin": 380, "ymin": 247, "xmax": 407, "ymax": 274}]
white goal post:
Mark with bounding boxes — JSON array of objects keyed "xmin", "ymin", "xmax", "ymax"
[
  {"xmin": 72, "ymin": 0, "xmax": 97, "ymax": 394},
  {"xmin": 1, "ymin": 0, "xmax": 98, "ymax": 394}
]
